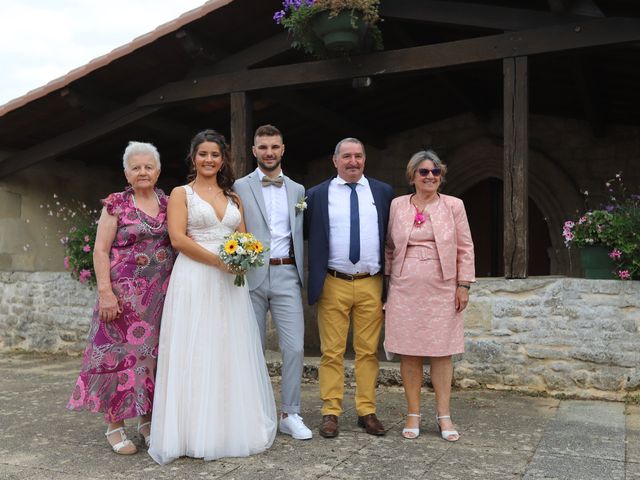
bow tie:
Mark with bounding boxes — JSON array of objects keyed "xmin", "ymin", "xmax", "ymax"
[{"xmin": 261, "ymin": 176, "xmax": 284, "ymax": 188}]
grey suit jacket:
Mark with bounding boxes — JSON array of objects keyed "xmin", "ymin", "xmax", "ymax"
[{"xmin": 233, "ymin": 171, "xmax": 305, "ymax": 290}]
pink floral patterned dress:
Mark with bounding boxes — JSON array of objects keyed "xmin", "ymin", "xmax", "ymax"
[{"xmin": 67, "ymin": 187, "xmax": 175, "ymax": 422}]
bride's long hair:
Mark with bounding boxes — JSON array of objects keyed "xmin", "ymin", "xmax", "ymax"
[{"xmin": 186, "ymin": 129, "xmax": 238, "ymax": 205}]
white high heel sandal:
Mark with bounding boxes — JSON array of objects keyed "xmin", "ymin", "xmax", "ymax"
[
  {"xmin": 105, "ymin": 427, "xmax": 137, "ymax": 455},
  {"xmin": 436, "ymin": 415, "xmax": 459, "ymax": 442},
  {"xmin": 137, "ymin": 421, "xmax": 151, "ymax": 448},
  {"xmin": 402, "ymin": 413, "xmax": 421, "ymax": 439}
]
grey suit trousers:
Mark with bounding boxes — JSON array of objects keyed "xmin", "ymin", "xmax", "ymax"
[{"xmin": 249, "ymin": 263, "xmax": 305, "ymax": 414}]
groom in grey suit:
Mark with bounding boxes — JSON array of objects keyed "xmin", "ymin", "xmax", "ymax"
[{"xmin": 234, "ymin": 124, "xmax": 312, "ymax": 440}]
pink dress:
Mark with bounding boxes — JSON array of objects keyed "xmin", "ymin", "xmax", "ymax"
[
  {"xmin": 67, "ymin": 187, "xmax": 175, "ymax": 422},
  {"xmin": 384, "ymin": 194, "xmax": 474, "ymax": 357}
]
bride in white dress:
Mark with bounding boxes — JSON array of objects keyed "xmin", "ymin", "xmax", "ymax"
[{"xmin": 149, "ymin": 130, "xmax": 276, "ymax": 465}]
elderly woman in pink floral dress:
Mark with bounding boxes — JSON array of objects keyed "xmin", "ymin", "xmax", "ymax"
[
  {"xmin": 67, "ymin": 142, "xmax": 174, "ymax": 455},
  {"xmin": 384, "ymin": 150, "xmax": 474, "ymax": 442}
]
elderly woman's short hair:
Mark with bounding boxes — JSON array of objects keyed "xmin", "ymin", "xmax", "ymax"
[
  {"xmin": 122, "ymin": 141, "xmax": 161, "ymax": 170},
  {"xmin": 406, "ymin": 149, "xmax": 447, "ymax": 185}
]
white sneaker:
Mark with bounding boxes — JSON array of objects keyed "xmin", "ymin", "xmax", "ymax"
[{"xmin": 279, "ymin": 413, "xmax": 313, "ymax": 440}]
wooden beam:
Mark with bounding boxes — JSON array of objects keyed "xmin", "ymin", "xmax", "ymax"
[
  {"xmin": 0, "ymin": 105, "xmax": 160, "ymax": 178},
  {"xmin": 380, "ymin": 0, "xmax": 596, "ymax": 32},
  {"xmin": 570, "ymin": 0, "xmax": 605, "ymax": 17},
  {"xmin": 137, "ymin": 17, "xmax": 640, "ymax": 107},
  {"xmin": 548, "ymin": 0, "xmax": 604, "ymax": 17},
  {"xmin": 503, "ymin": 56, "xmax": 529, "ymax": 279},
  {"xmin": 271, "ymin": 92, "xmax": 386, "ymax": 150},
  {"xmin": 547, "ymin": 0, "xmax": 573, "ymax": 13},
  {"xmin": 230, "ymin": 92, "xmax": 253, "ymax": 177},
  {"xmin": 60, "ymin": 87, "xmax": 193, "ymax": 141},
  {"xmin": 210, "ymin": 33, "xmax": 291, "ymax": 73},
  {"xmin": 175, "ymin": 29, "xmax": 218, "ymax": 63}
]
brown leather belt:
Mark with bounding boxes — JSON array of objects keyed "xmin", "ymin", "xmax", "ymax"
[
  {"xmin": 327, "ymin": 268, "xmax": 372, "ymax": 281},
  {"xmin": 270, "ymin": 257, "xmax": 296, "ymax": 265}
]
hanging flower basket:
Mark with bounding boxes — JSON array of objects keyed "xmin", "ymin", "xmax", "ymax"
[
  {"xmin": 274, "ymin": 0, "xmax": 383, "ymax": 59},
  {"xmin": 310, "ymin": 9, "xmax": 367, "ymax": 53}
]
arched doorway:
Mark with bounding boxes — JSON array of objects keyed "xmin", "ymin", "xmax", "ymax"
[{"xmin": 460, "ymin": 178, "xmax": 551, "ymax": 277}]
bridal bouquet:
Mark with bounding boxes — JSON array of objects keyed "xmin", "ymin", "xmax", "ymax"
[{"xmin": 219, "ymin": 232, "xmax": 266, "ymax": 286}]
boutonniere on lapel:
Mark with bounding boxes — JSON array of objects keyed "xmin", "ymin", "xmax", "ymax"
[{"xmin": 295, "ymin": 196, "xmax": 308, "ymax": 214}]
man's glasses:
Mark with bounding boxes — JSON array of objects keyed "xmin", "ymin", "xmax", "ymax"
[{"xmin": 417, "ymin": 168, "xmax": 442, "ymax": 177}]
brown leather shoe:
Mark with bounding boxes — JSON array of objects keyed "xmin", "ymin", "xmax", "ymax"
[
  {"xmin": 357, "ymin": 413, "xmax": 386, "ymax": 436},
  {"xmin": 319, "ymin": 415, "xmax": 339, "ymax": 438}
]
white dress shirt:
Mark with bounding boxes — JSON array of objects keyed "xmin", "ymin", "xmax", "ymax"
[
  {"xmin": 256, "ymin": 168, "xmax": 291, "ymax": 259},
  {"xmin": 328, "ymin": 175, "xmax": 380, "ymax": 275}
]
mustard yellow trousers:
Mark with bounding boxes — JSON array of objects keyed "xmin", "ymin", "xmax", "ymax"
[{"xmin": 317, "ymin": 273, "xmax": 383, "ymax": 416}]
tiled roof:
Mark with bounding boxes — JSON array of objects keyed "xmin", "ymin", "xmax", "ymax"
[{"xmin": 0, "ymin": 0, "xmax": 233, "ymax": 117}]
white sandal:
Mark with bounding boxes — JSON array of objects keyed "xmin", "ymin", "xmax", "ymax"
[
  {"xmin": 105, "ymin": 427, "xmax": 137, "ymax": 455},
  {"xmin": 402, "ymin": 413, "xmax": 421, "ymax": 439},
  {"xmin": 436, "ymin": 415, "xmax": 459, "ymax": 442},
  {"xmin": 137, "ymin": 421, "xmax": 151, "ymax": 448}
]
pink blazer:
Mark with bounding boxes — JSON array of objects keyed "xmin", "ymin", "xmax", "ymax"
[{"xmin": 384, "ymin": 194, "xmax": 475, "ymax": 282}]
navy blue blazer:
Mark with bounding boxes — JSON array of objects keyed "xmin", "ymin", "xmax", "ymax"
[{"xmin": 304, "ymin": 176, "xmax": 394, "ymax": 305}]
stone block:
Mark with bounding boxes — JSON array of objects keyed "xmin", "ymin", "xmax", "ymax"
[
  {"xmin": 543, "ymin": 372, "xmax": 573, "ymax": 390},
  {"xmin": 569, "ymin": 349, "xmax": 615, "ymax": 365},
  {"xmin": 457, "ymin": 378, "xmax": 479, "ymax": 389},
  {"xmin": 0, "ymin": 253, "xmax": 11, "ymax": 269},
  {"xmin": 464, "ymin": 339, "xmax": 504, "ymax": 363},
  {"xmin": 0, "ymin": 189, "xmax": 21, "ymax": 218},
  {"xmin": 464, "ymin": 301, "xmax": 492, "ymax": 330},
  {"xmin": 11, "ymin": 254, "xmax": 36, "ymax": 271},
  {"xmin": 625, "ymin": 370, "xmax": 640, "ymax": 390},
  {"xmin": 526, "ymin": 347, "xmax": 569, "ymax": 360},
  {"xmin": 591, "ymin": 368, "xmax": 626, "ymax": 391}
]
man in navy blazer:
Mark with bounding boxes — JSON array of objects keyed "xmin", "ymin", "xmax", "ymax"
[{"xmin": 304, "ymin": 137, "xmax": 394, "ymax": 438}]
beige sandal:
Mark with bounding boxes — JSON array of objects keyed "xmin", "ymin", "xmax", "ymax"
[
  {"xmin": 105, "ymin": 427, "xmax": 137, "ymax": 455},
  {"xmin": 436, "ymin": 415, "xmax": 460, "ymax": 442},
  {"xmin": 137, "ymin": 421, "xmax": 151, "ymax": 448},
  {"xmin": 402, "ymin": 413, "xmax": 421, "ymax": 439}
]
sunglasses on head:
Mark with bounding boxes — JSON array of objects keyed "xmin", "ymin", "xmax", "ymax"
[{"xmin": 417, "ymin": 167, "xmax": 441, "ymax": 177}]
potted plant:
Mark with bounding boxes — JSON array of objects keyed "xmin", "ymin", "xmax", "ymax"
[
  {"xmin": 274, "ymin": 0, "xmax": 383, "ymax": 58},
  {"xmin": 562, "ymin": 173, "xmax": 640, "ymax": 280}
]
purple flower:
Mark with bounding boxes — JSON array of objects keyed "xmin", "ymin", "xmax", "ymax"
[
  {"xmin": 63, "ymin": 256, "xmax": 70, "ymax": 270},
  {"xmin": 605, "ymin": 204, "xmax": 615, "ymax": 212},
  {"xmin": 82, "ymin": 244, "xmax": 91, "ymax": 252},
  {"xmin": 273, "ymin": 9, "xmax": 285, "ymax": 23}
]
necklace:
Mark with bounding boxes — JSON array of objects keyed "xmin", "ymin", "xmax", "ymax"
[
  {"xmin": 411, "ymin": 194, "xmax": 439, "ymax": 227},
  {"xmin": 132, "ymin": 191, "xmax": 163, "ymax": 232},
  {"xmin": 193, "ymin": 181, "xmax": 223, "ymax": 196}
]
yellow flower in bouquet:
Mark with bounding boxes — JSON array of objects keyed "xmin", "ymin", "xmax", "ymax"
[{"xmin": 219, "ymin": 232, "xmax": 267, "ymax": 286}]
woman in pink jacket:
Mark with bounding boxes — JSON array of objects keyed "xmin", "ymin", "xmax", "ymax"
[{"xmin": 384, "ymin": 150, "xmax": 475, "ymax": 441}]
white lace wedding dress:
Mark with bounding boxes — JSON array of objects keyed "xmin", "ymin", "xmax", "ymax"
[{"xmin": 149, "ymin": 185, "xmax": 277, "ymax": 465}]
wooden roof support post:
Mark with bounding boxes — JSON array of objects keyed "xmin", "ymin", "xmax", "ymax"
[
  {"xmin": 230, "ymin": 91, "xmax": 253, "ymax": 178},
  {"xmin": 503, "ymin": 56, "xmax": 529, "ymax": 278}
]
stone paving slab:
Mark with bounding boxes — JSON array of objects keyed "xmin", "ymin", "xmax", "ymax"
[
  {"xmin": 534, "ymin": 400, "xmax": 626, "ymax": 461},
  {"xmin": 0, "ymin": 353, "xmax": 638, "ymax": 480}
]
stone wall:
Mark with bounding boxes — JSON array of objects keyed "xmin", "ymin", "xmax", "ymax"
[
  {"xmin": 458, "ymin": 277, "xmax": 640, "ymax": 400},
  {"xmin": 1, "ymin": 271, "xmax": 638, "ymax": 399},
  {"xmin": 0, "ymin": 272, "xmax": 94, "ymax": 353}
]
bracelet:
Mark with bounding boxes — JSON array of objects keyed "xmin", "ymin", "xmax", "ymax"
[{"xmin": 457, "ymin": 284, "xmax": 470, "ymax": 290}]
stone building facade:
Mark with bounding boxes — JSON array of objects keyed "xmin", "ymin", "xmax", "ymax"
[{"xmin": 1, "ymin": 112, "xmax": 639, "ymax": 397}]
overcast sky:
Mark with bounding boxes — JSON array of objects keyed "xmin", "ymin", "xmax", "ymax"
[{"xmin": 0, "ymin": 0, "xmax": 207, "ymax": 106}]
